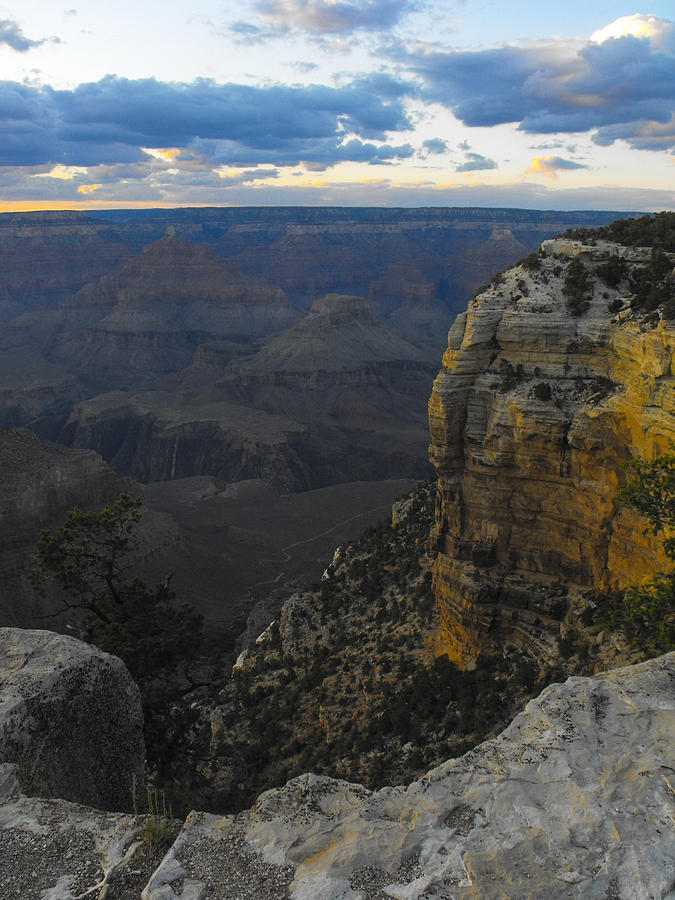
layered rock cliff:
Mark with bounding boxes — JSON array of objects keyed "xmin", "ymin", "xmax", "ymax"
[
  {"xmin": 52, "ymin": 232, "xmax": 299, "ymax": 387},
  {"xmin": 61, "ymin": 295, "xmax": 437, "ymax": 489},
  {"xmin": 429, "ymin": 238, "xmax": 675, "ymax": 663}
]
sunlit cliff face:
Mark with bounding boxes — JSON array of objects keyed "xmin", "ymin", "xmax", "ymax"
[{"xmin": 428, "ymin": 238, "xmax": 675, "ymax": 664}]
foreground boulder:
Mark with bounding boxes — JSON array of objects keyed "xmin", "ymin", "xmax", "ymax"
[
  {"xmin": 0, "ymin": 628, "xmax": 145, "ymax": 810},
  {"xmin": 144, "ymin": 652, "xmax": 675, "ymax": 899}
]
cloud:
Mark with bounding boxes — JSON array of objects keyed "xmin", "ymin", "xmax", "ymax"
[
  {"xmin": 455, "ymin": 151, "xmax": 497, "ymax": 172},
  {"xmin": 590, "ymin": 14, "xmax": 674, "ymax": 50},
  {"xmin": 0, "ymin": 18, "xmax": 47, "ymax": 52},
  {"xmin": 526, "ymin": 155, "xmax": 587, "ymax": 179},
  {"xmin": 254, "ymin": 0, "xmax": 416, "ymax": 35},
  {"xmin": 216, "ymin": 167, "xmax": 280, "ymax": 185},
  {"xmin": 421, "ymin": 138, "xmax": 447, "ymax": 154},
  {"xmin": 388, "ymin": 14, "xmax": 675, "ymax": 152},
  {"xmin": 0, "ymin": 74, "xmax": 414, "ymax": 168}
]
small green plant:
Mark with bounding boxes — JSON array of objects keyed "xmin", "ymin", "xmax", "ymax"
[{"xmin": 133, "ymin": 778, "xmax": 176, "ymax": 854}]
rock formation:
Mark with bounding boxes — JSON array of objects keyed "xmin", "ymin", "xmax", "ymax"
[
  {"xmin": 52, "ymin": 232, "xmax": 299, "ymax": 387},
  {"xmin": 0, "ymin": 628, "xmax": 144, "ymax": 809},
  {"xmin": 0, "ymin": 210, "xmax": 134, "ymax": 319},
  {"xmin": 61, "ymin": 295, "xmax": 437, "ymax": 489},
  {"xmin": 0, "ymin": 207, "xmax": 628, "ymax": 482},
  {"xmin": 61, "ymin": 389, "xmax": 311, "ymax": 490},
  {"xmin": 1, "ymin": 628, "xmax": 672, "ymax": 898},
  {"xmin": 143, "ymin": 652, "xmax": 675, "ymax": 899},
  {"xmin": 428, "ymin": 238, "xmax": 675, "ymax": 663}
]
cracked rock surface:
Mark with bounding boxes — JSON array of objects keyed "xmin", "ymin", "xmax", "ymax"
[
  {"xmin": 0, "ymin": 628, "xmax": 145, "ymax": 810},
  {"xmin": 143, "ymin": 652, "xmax": 675, "ymax": 900}
]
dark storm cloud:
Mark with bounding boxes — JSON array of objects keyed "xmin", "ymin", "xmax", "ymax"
[
  {"xmin": 0, "ymin": 19, "xmax": 47, "ymax": 52},
  {"xmin": 255, "ymin": 0, "xmax": 416, "ymax": 35},
  {"xmin": 455, "ymin": 151, "xmax": 496, "ymax": 172},
  {"xmin": 389, "ymin": 28, "xmax": 675, "ymax": 151},
  {"xmin": 0, "ymin": 75, "xmax": 413, "ymax": 167}
]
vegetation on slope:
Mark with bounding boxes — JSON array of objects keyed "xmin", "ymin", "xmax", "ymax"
[
  {"xmin": 204, "ymin": 480, "xmax": 546, "ymax": 813},
  {"xmin": 597, "ymin": 454, "xmax": 675, "ymax": 655},
  {"xmin": 562, "ymin": 210, "xmax": 675, "ymax": 251},
  {"xmin": 29, "ymin": 495, "xmax": 207, "ymax": 807}
]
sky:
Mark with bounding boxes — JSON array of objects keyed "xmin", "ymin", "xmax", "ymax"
[{"xmin": 0, "ymin": 1, "xmax": 673, "ymax": 211}]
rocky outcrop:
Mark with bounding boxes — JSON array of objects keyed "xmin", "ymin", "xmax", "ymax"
[
  {"xmin": 144, "ymin": 652, "xmax": 675, "ymax": 899},
  {"xmin": 0, "ymin": 796, "xmax": 156, "ymax": 900},
  {"xmin": 60, "ymin": 390, "xmax": 311, "ymax": 490},
  {"xmin": 428, "ymin": 240, "xmax": 675, "ymax": 662},
  {"xmin": 0, "ymin": 628, "xmax": 145, "ymax": 810}
]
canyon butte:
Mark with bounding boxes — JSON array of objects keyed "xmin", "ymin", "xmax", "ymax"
[{"xmin": 0, "ymin": 211, "xmax": 673, "ymax": 898}]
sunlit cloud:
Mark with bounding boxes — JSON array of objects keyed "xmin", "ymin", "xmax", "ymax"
[
  {"xmin": 0, "ymin": 75, "xmax": 413, "ymax": 169},
  {"xmin": 142, "ymin": 147, "xmax": 183, "ymax": 161},
  {"xmin": 387, "ymin": 15, "xmax": 675, "ymax": 153},
  {"xmin": 526, "ymin": 156, "xmax": 587, "ymax": 179},
  {"xmin": 253, "ymin": 0, "xmax": 415, "ymax": 34},
  {"xmin": 590, "ymin": 14, "xmax": 674, "ymax": 50},
  {"xmin": 77, "ymin": 183, "xmax": 101, "ymax": 194},
  {"xmin": 34, "ymin": 165, "xmax": 89, "ymax": 180}
]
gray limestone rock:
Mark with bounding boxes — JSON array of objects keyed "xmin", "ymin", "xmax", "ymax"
[
  {"xmin": 144, "ymin": 653, "xmax": 675, "ymax": 899},
  {"xmin": 0, "ymin": 628, "xmax": 145, "ymax": 810},
  {"xmin": 0, "ymin": 796, "xmax": 144, "ymax": 900}
]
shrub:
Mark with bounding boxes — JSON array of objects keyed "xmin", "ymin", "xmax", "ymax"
[
  {"xmin": 533, "ymin": 381, "xmax": 552, "ymax": 402},
  {"xmin": 562, "ymin": 258, "xmax": 592, "ymax": 317},
  {"xmin": 597, "ymin": 256, "xmax": 627, "ymax": 288},
  {"xmin": 521, "ymin": 252, "xmax": 541, "ymax": 271}
]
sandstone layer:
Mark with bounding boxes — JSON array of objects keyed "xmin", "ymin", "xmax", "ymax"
[
  {"xmin": 0, "ymin": 628, "xmax": 145, "ymax": 810},
  {"xmin": 428, "ymin": 239, "xmax": 675, "ymax": 662},
  {"xmin": 143, "ymin": 652, "xmax": 675, "ymax": 900}
]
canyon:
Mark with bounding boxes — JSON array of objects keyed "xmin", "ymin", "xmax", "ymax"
[{"xmin": 0, "ymin": 211, "xmax": 673, "ymax": 897}]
